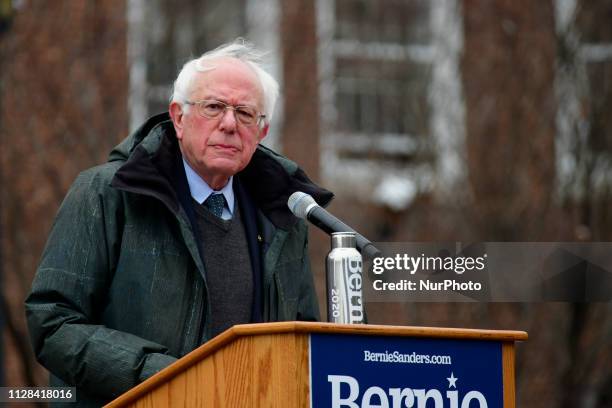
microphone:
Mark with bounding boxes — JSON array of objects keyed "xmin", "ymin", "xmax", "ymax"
[{"xmin": 288, "ymin": 191, "xmax": 381, "ymax": 260}]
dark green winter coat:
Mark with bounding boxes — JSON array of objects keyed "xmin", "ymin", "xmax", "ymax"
[{"xmin": 25, "ymin": 113, "xmax": 333, "ymax": 406}]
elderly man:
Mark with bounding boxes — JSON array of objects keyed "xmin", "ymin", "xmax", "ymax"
[{"xmin": 25, "ymin": 40, "xmax": 332, "ymax": 406}]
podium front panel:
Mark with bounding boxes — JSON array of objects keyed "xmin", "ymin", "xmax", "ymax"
[{"xmin": 310, "ymin": 333, "xmax": 503, "ymax": 407}]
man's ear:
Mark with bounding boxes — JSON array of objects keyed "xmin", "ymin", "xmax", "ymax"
[
  {"xmin": 258, "ymin": 124, "xmax": 269, "ymax": 142},
  {"xmin": 169, "ymin": 102, "xmax": 184, "ymax": 139}
]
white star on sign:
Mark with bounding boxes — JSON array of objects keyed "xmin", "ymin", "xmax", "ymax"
[{"xmin": 447, "ymin": 372, "xmax": 458, "ymax": 388}]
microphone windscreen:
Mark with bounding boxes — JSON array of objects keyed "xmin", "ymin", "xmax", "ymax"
[{"xmin": 287, "ymin": 191, "xmax": 317, "ymax": 219}]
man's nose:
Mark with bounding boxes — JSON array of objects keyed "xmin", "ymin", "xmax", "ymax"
[{"xmin": 218, "ymin": 107, "xmax": 237, "ymax": 132}]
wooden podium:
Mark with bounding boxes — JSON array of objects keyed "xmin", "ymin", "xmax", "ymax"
[{"xmin": 106, "ymin": 322, "xmax": 527, "ymax": 408}]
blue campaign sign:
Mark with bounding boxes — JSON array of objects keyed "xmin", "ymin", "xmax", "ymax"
[{"xmin": 310, "ymin": 333, "xmax": 503, "ymax": 408}]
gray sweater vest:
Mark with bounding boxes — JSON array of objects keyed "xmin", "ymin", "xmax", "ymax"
[{"xmin": 193, "ymin": 199, "xmax": 253, "ymax": 338}]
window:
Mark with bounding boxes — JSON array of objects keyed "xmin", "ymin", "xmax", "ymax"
[{"xmin": 316, "ymin": 0, "xmax": 465, "ymax": 205}]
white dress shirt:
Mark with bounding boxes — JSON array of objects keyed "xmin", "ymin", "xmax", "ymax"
[{"xmin": 182, "ymin": 158, "xmax": 235, "ymax": 220}]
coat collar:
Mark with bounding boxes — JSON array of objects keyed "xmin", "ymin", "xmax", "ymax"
[{"xmin": 110, "ymin": 113, "xmax": 334, "ymax": 230}]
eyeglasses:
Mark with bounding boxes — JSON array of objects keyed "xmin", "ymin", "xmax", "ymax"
[{"xmin": 184, "ymin": 99, "xmax": 266, "ymax": 127}]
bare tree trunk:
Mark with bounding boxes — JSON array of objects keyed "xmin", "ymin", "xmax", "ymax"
[{"xmin": 1, "ymin": 18, "xmax": 40, "ymax": 390}]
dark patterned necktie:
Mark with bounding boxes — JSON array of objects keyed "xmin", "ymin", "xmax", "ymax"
[{"xmin": 204, "ymin": 193, "xmax": 226, "ymax": 218}]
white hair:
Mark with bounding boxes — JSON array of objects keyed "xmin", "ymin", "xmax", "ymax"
[{"xmin": 171, "ymin": 38, "xmax": 280, "ymax": 123}]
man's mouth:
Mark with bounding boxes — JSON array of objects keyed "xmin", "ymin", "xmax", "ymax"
[{"xmin": 211, "ymin": 144, "xmax": 240, "ymax": 152}]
